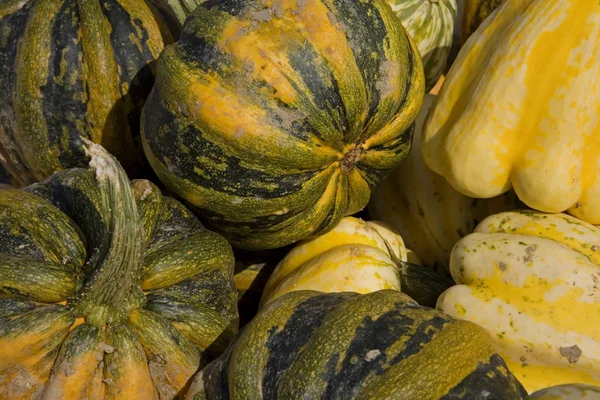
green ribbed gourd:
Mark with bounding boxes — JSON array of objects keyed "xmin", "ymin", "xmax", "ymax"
[
  {"xmin": 0, "ymin": 0, "xmax": 181, "ymax": 186},
  {"xmin": 185, "ymin": 290, "xmax": 528, "ymax": 400},
  {"xmin": 387, "ymin": 0, "xmax": 457, "ymax": 91},
  {"xmin": 0, "ymin": 141, "xmax": 237, "ymax": 399},
  {"xmin": 141, "ymin": 0, "xmax": 425, "ymax": 250}
]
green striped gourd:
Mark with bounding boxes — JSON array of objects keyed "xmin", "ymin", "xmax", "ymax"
[
  {"xmin": 0, "ymin": 141, "xmax": 237, "ymax": 399},
  {"xmin": 185, "ymin": 290, "xmax": 528, "ymax": 399},
  {"xmin": 141, "ymin": 0, "xmax": 425, "ymax": 250},
  {"xmin": 0, "ymin": 0, "xmax": 179, "ymax": 186},
  {"xmin": 388, "ymin": 0, "xmax": 457, "ymax": 91}
]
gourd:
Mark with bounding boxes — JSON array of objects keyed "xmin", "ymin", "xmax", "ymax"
[
  {"xmin": 0, "ymin": 0, "xmax": 178, "ymax": 186},
  {"xmin": 141, "ymin": 0, "xmax": 425, "ymax": 250},
  {"xmin": 185, "ymin": 290, "xmax": 528, "ymax": 399},
  {"xmin": 0, "ymin": 141, "xmax": 238, "ymax": 399},
  {"xmin": 260, "ymin": 216, "xmax": 452, "ymax": 308},
  {"xmin": 462, "ymin": 0, "xmax": 504, "ymax": 43},
  {"xmin": 421, "ymin": 0, "xmax": 600, "ymax": 224},
  {"xmin": 387, "ymin": 0, "xmax": 457, "ymax": 91},
  {"xmin": 369, "ymin": 94, "xmax": 520, "ymax": 274},
  {"xmin": 528, "ymin": 384, "xmax": 600, "ymax": 400},
  {"xmin": 437, "ymin": 210, "xmax": 600, "ymax": 393}
]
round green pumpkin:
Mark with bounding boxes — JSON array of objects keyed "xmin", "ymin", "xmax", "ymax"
[
  {"xmin": 141, "ymin": 0, "xmax": 425, "ymax": 250},
  {"xmin": 186, "ymin": 290, "xmax": 527, "ymax": 399},
  {"xmin": 0, "ymin": 141, "xmax": 237, "ymax": 399},
  {"xmin": 0, "ymin": 0, "xmax": 181, "ymax": 186}
]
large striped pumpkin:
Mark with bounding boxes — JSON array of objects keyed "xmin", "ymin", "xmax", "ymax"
[
  {"xmin": 387, "ymin": 0, "xmax": 457, "ymax": 91},
  {"xmin": 437, "ymin": 210, "xmax": 600, "ymax": 393},
  {"xmin": 0, "ymin": 141, "xmax": 238, "ymax": 398},
  {"xmin": 422, "ymin": 0, "xmax": 600, "ymax": 225},
  {"xmin": 0, "ymin": 0, "xmax": 179, "ymax": 186},
  {"xmin": 141, "ymin": 0, "xmax": 425, "ymax": 250},
  {"xmin": 185, "ymin": 290, "xmax": 528, "ymax": 399}
]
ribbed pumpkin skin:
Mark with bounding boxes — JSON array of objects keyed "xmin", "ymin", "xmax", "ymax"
[
  {"xmin": 260, "ymin": 217, "xmax": 408, "ymax": 306},
  {"xmin": 0, "ymin": 144, "xmax": 237, "ymax": 399},
  {"xmin": 141, "ymin": 0, "xmax": 425, "ymax": 250},
  {"xmin": 422, "ymin": 1, "xmax": 600, "ymax": 224},
  {"xmin": 437, "ymin": 210, "xmax": 600, "ymax": 393},
  {"xmin": 0, "ymin": 0, "xmax": 178, "ymax": 186},
  {"xmin": 369, "ymin": 94, "xmax": 520, "ymax": 275},
  {"xmin": 461, "ymin": 0, "xmax": 504, "ymax": 43},
  {"xmin": 528, "ymin": 384, "xmax": 600, "ymax": 399},
  {"xmin": 185, "ymin": 290, "xmax": 527, "ymax": 400},
  {"xmin": 388, "ymin": 0, "xmax": 457, "ymax": 91}
]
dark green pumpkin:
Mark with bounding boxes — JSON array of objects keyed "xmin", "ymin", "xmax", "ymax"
[
  {"xmin": 185, "ymin": 290, "xmax": 528, "ymax": 400},
  {"xmin": 0, "ymin": 141, "xmax": 237, "ymax": 399},
  {"xmin": 0, "ymin": 0, "xmax": 182, "ymax": 186},
  {"xmin": 141, "ymin": 0, "xmax": 425, "ymax": 250}
]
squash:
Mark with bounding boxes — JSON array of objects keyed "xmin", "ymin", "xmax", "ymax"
[
  {"xmin": 437, "ymin": 210, "xmax": 600, "ymax": 393},
  {"xmin": 259, "ymin": 216, "xmax": 453, "ymax": 308},
  {"xmin": 421, "ymin": 0, "xmax": 600, "ymax": 224},
  {"xmin": 528, "ymin": 384, "xmax": 600, "ymax": 400},
  {"xmin": 369, "ymin": 94, "xmax": 520, "ymax": 275},
  {"xmin": 0, "ymin": 0, "xmax": 179, "ymax": 186},
  {"xmin": 387, "ymin": 0, "xmax": 457, "ymax": 91},
  {"xmin": 461, "ymin": 0, "xmax": 504, "ymax": 43},
  {"xmin": 185, "ymin": 290, "xmax": 528, "ymax": 399},
  {"xmin": 150, "ymin": 0, "xmax": 204, "ymax": 26},
  {"xmin": 0, "ymin": 141, "xmax": 237, "ymax": 399},
  {"xmin": 141, "ymin": 0, "xmax": 425, "ymax": 250}
]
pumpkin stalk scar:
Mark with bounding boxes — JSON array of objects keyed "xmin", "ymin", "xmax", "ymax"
[{"xmin": 340, "ymin": 145, "xmax": 365, "ymax": 173}]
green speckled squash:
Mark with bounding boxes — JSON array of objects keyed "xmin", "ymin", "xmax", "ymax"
[
  {"xmin": 0, "ymin": 141, "xmax": 237, "ymax": 399},
  {"xmin": 387, "ymin": 0, "xmax": 457, "ymax": 91},
  {"xmin": 462, "ymin": 0, "xmax": 504, "ymax": 43},
  {"xmin": 141, "ymin": 0, "xmax": 425, "ymax": 250},
  {"xmin": 151, "ymin": 0, "xmax": 204, "ymax": 25},
  {"xmin": 185, "ymin": 290, "xmax": 527, "ymax": 399},
  {"xmin": 0, "ymin": 0, "xmax": 180, "ymax": 186}
]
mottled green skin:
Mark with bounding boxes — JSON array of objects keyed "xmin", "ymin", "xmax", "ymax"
[
  {"xmin": 186, "ymin": 290, "xmax": 528, "ymax": 400},
  {"xmin": 142, "ymin": 0, "xmax": 425, "ymax": 250},
  {"xmin": 0, "ymin": 145, "xmax": 238, "ymax": 398}
]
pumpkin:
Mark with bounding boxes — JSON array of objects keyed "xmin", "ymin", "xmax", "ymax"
[
  {"xmin": 150, "ymin": 0, "xmax": 204, "ymax": 26},
  {"xmin": 461, "ymin": 0, "xmax": 504, "ymax": 43},
  {"xmin": 421, "ymin": 0, "xmax": 600, "ymax": 224},
  {"xmin": 528, "ymin": 384, "xmax": 600, "ymax": 400},
  {"xmin": 387, "ymin": 0, "xmax": 457, "ymax": 91},
  {"xmin": 437, "ymin": 210, "xmax": 600, "ymax": 393},
  {"xmin": 0, "ymin": 0, "xmax": 180, "ymax": 186},
  {"xmin": 0, "ymin": 141, "xmax": 238, "ymax": 399},
  {"xmin": 141, "ymin": 0, "xmax": 425, "ymax": 250},
  {"xmin": 369, "ymin": 94, "xmax": 520, "ymax": 275},
  {"xmin": 259, "ymin": 216, "xmax": 452, "ymax": 308},
  {"xmin": 185, "ymin": 290, "xmax": 528, "ymax": 399}
]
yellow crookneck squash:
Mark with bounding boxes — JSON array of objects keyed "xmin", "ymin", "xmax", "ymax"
[
  {"xmin": 437, "ymin": 210, "xmax": 600, "ymax": 393},
  {"xmin": 422, "ymin": 0, "xmax": 600, "ymax": 225},
  {"xmin": 260, "ymin": 216, "xmax": 453, "ymax": 308}
]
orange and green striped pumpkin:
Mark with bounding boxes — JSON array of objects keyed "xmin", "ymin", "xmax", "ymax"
[
  {"xmin": 186, "ymin": 290, "xmax": 528, "ymax": 399},
  {"xmin": 0, "ymin": 141, "xmax": 238, "ymax": 399},
  {"xmin": 141, "ymin": 0, "xmax": 425, "ymax": 250},
  {"xmin": 0, "ymin": 0, "xmax": 179, "ymax": 186}
]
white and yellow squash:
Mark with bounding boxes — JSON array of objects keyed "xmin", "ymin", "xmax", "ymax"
[
  {"xmin": 369, "ymin": 94, "xmax": 520, "ymax": 275},
  {"xmin": 437, "ymin": 210, "xmax": 600, "ymax": 393},
  {"xmin": 422, "ymin": 0, "xmax": 600, "ymax": 224}
]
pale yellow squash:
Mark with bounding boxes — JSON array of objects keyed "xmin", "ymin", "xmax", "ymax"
[
  {"xmin": 259, "ymin": 217, "xmax": 419, "ymax": 306},
  {"xmin": 422, "ymin": 0, "xmax": 600, "ymax": 224},
  {"xmin": 437, "ymin": 210, "xmax": 600, "ymax": 393}
]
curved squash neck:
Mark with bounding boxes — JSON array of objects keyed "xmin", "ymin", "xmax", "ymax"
[{"xmin": 72, "ymin": 140, "xmax": 145, "ymax": 326}]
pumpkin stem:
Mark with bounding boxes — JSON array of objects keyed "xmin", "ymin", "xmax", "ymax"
[
  {"xmin": 71, "ymin": 140, "xmax": 145, "ymax": 326},
  {"xmin": 340, "ymin": 145, "xmax": 365, "ymax": 173}
]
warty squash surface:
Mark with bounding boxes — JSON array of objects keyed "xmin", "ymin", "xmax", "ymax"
[
  {"xmin": 0, "ymin": 141, "xmax": 238, "ymax": 399},
  {"xmin": 421, "ymin": 0, "xmax": 600, "ymax": 224},
  {"xmin": 141, "ymin": 0, "xmax": 425, "ymax": 250},
  {"xmin": 438, "ymin": 210, "xmax": 600, "ymax": 393},
  {"xmin": 185, "ymin": 290, "xmax": 528, "ymax": 400}
]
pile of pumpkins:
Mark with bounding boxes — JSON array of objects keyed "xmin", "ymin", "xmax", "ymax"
[{"xmin": 1, "ymin": 0, "xmax": 599, "ymax": 398}]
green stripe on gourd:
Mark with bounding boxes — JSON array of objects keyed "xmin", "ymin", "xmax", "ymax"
[
  {"xmin": 142, "ymin": 0, "xmax": 425, "ymax": 250},
  {"xmin": 388, "ymin": 0, "xmax": 457, "ymax": 91}
]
